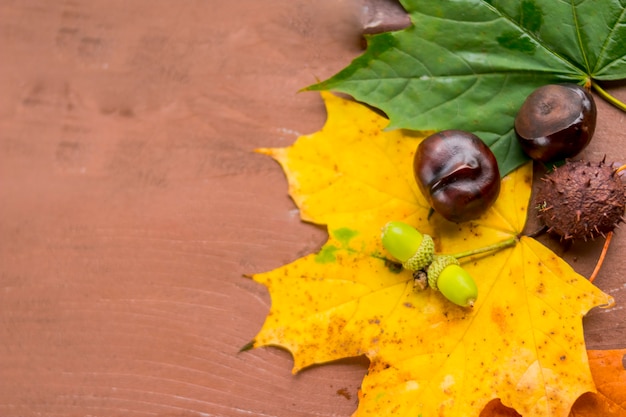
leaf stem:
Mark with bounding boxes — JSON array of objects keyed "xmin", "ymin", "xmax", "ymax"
[
  {"xmin": 239, "ymin": 340, "xmax": 256, "ymax": 353},
  {"xmin": 447, "ymin": 237, "xmax": 517, "ymax": 260},
  {"xmin": 591, "ymin": 81, "xmax": 626, "ymax": 112},
  {"xmin": 589, "ymin": 231, "xmax": 613, "ymax": 283},
  {"xmin": 615, "ymin": 164, "xmax": 626, "ymax": 175}
]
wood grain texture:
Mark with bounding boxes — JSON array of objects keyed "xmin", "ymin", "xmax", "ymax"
[{"xmin": 0, "ymin": 1, "xmax": 624, "ymax": 416}]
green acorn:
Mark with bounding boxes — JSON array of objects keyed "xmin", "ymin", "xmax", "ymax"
[
  {"xmin": 427, "ymin": 255, "xmax": 478, "ymax": 308},
  {"xmin": 381, "ymin": 221, "xmax": 434, "ymax": 271},
  {"xmin": 381, "ymin": 221, "xmax": 479, "ymax": 308}
]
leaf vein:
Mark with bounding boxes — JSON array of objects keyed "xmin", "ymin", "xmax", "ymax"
[
  {"xmin": 478, "ymin": 0, "xmax": 584, "ymax": 75},
  {"xmin": 591, "ymin": 3, "xmax": 626, "ymax": 75}
]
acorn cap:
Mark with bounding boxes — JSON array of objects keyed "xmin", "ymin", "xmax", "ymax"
[{"xmin": 402, "ymin": 234, "xmax": 435, "ymax": 271}]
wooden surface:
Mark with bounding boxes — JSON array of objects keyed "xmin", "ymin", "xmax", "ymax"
[{"xmin": 0, "ymin": 1, "xmax": 624, "ymax": 416}]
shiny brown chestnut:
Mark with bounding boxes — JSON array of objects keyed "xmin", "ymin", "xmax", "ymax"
[
  {"xmin": 514, "ymin": 83, "xmax": 596, "ymax": 163},
  {"xmin": 414, "ymin": 130, "xmax": 500, "ymax": 223}
]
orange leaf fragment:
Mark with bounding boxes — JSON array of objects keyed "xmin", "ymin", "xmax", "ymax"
[{"xmin": 571, "ymin": 349, "xmax": 626, "ymax": 417}]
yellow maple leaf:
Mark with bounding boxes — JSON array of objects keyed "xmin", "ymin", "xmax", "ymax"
[{"xmin": 251, "ymin": 92, "xmax": 615, "ymax": 417}]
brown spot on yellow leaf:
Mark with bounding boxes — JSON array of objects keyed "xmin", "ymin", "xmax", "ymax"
[{"xmin": 491, "ymin": 305, "xmax": 508, "ymax": 334}]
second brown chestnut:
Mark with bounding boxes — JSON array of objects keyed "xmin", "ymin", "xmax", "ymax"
[
  {"xmin": 514, "ymin": 83, "xmax": 596, "ymax": 163},
  {"xmin": 414, "ymin": 130, "xmax": 501, "ymax": 223}
]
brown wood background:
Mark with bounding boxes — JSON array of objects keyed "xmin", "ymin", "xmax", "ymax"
[{"xmin": 1, "ymin": 1, "xmax": 624, "ymax": 416}]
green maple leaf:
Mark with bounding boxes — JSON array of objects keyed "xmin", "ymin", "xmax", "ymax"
[{"xmin": 307, "ymin": 0, "xmax": 626, "ymax": 176}]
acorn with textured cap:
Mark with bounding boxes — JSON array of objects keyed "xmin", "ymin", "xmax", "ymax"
[
  {"xmin": 381, "ymin": 221, "xmax": 435, "ymax": 271},
  {"xmin": 426, "ymin": 255, "xmax": 478, "ymax": 308},
  {"xmin": 381, "ymin": 221, "xmax": 478, "ymax": 307}
]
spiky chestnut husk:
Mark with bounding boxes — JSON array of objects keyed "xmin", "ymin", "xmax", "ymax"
[{"xmin": 535, "ymin": 159, "xmax": 626, "ymax": 240}]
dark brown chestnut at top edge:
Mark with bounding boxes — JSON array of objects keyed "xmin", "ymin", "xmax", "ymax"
[
  {"xmin": 413, "ymin": 130, "xmax": 501, "ymax": 223},
  {"xmin": 514, "ymin": 83, "xmax": 597, "ymax": 163}
]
